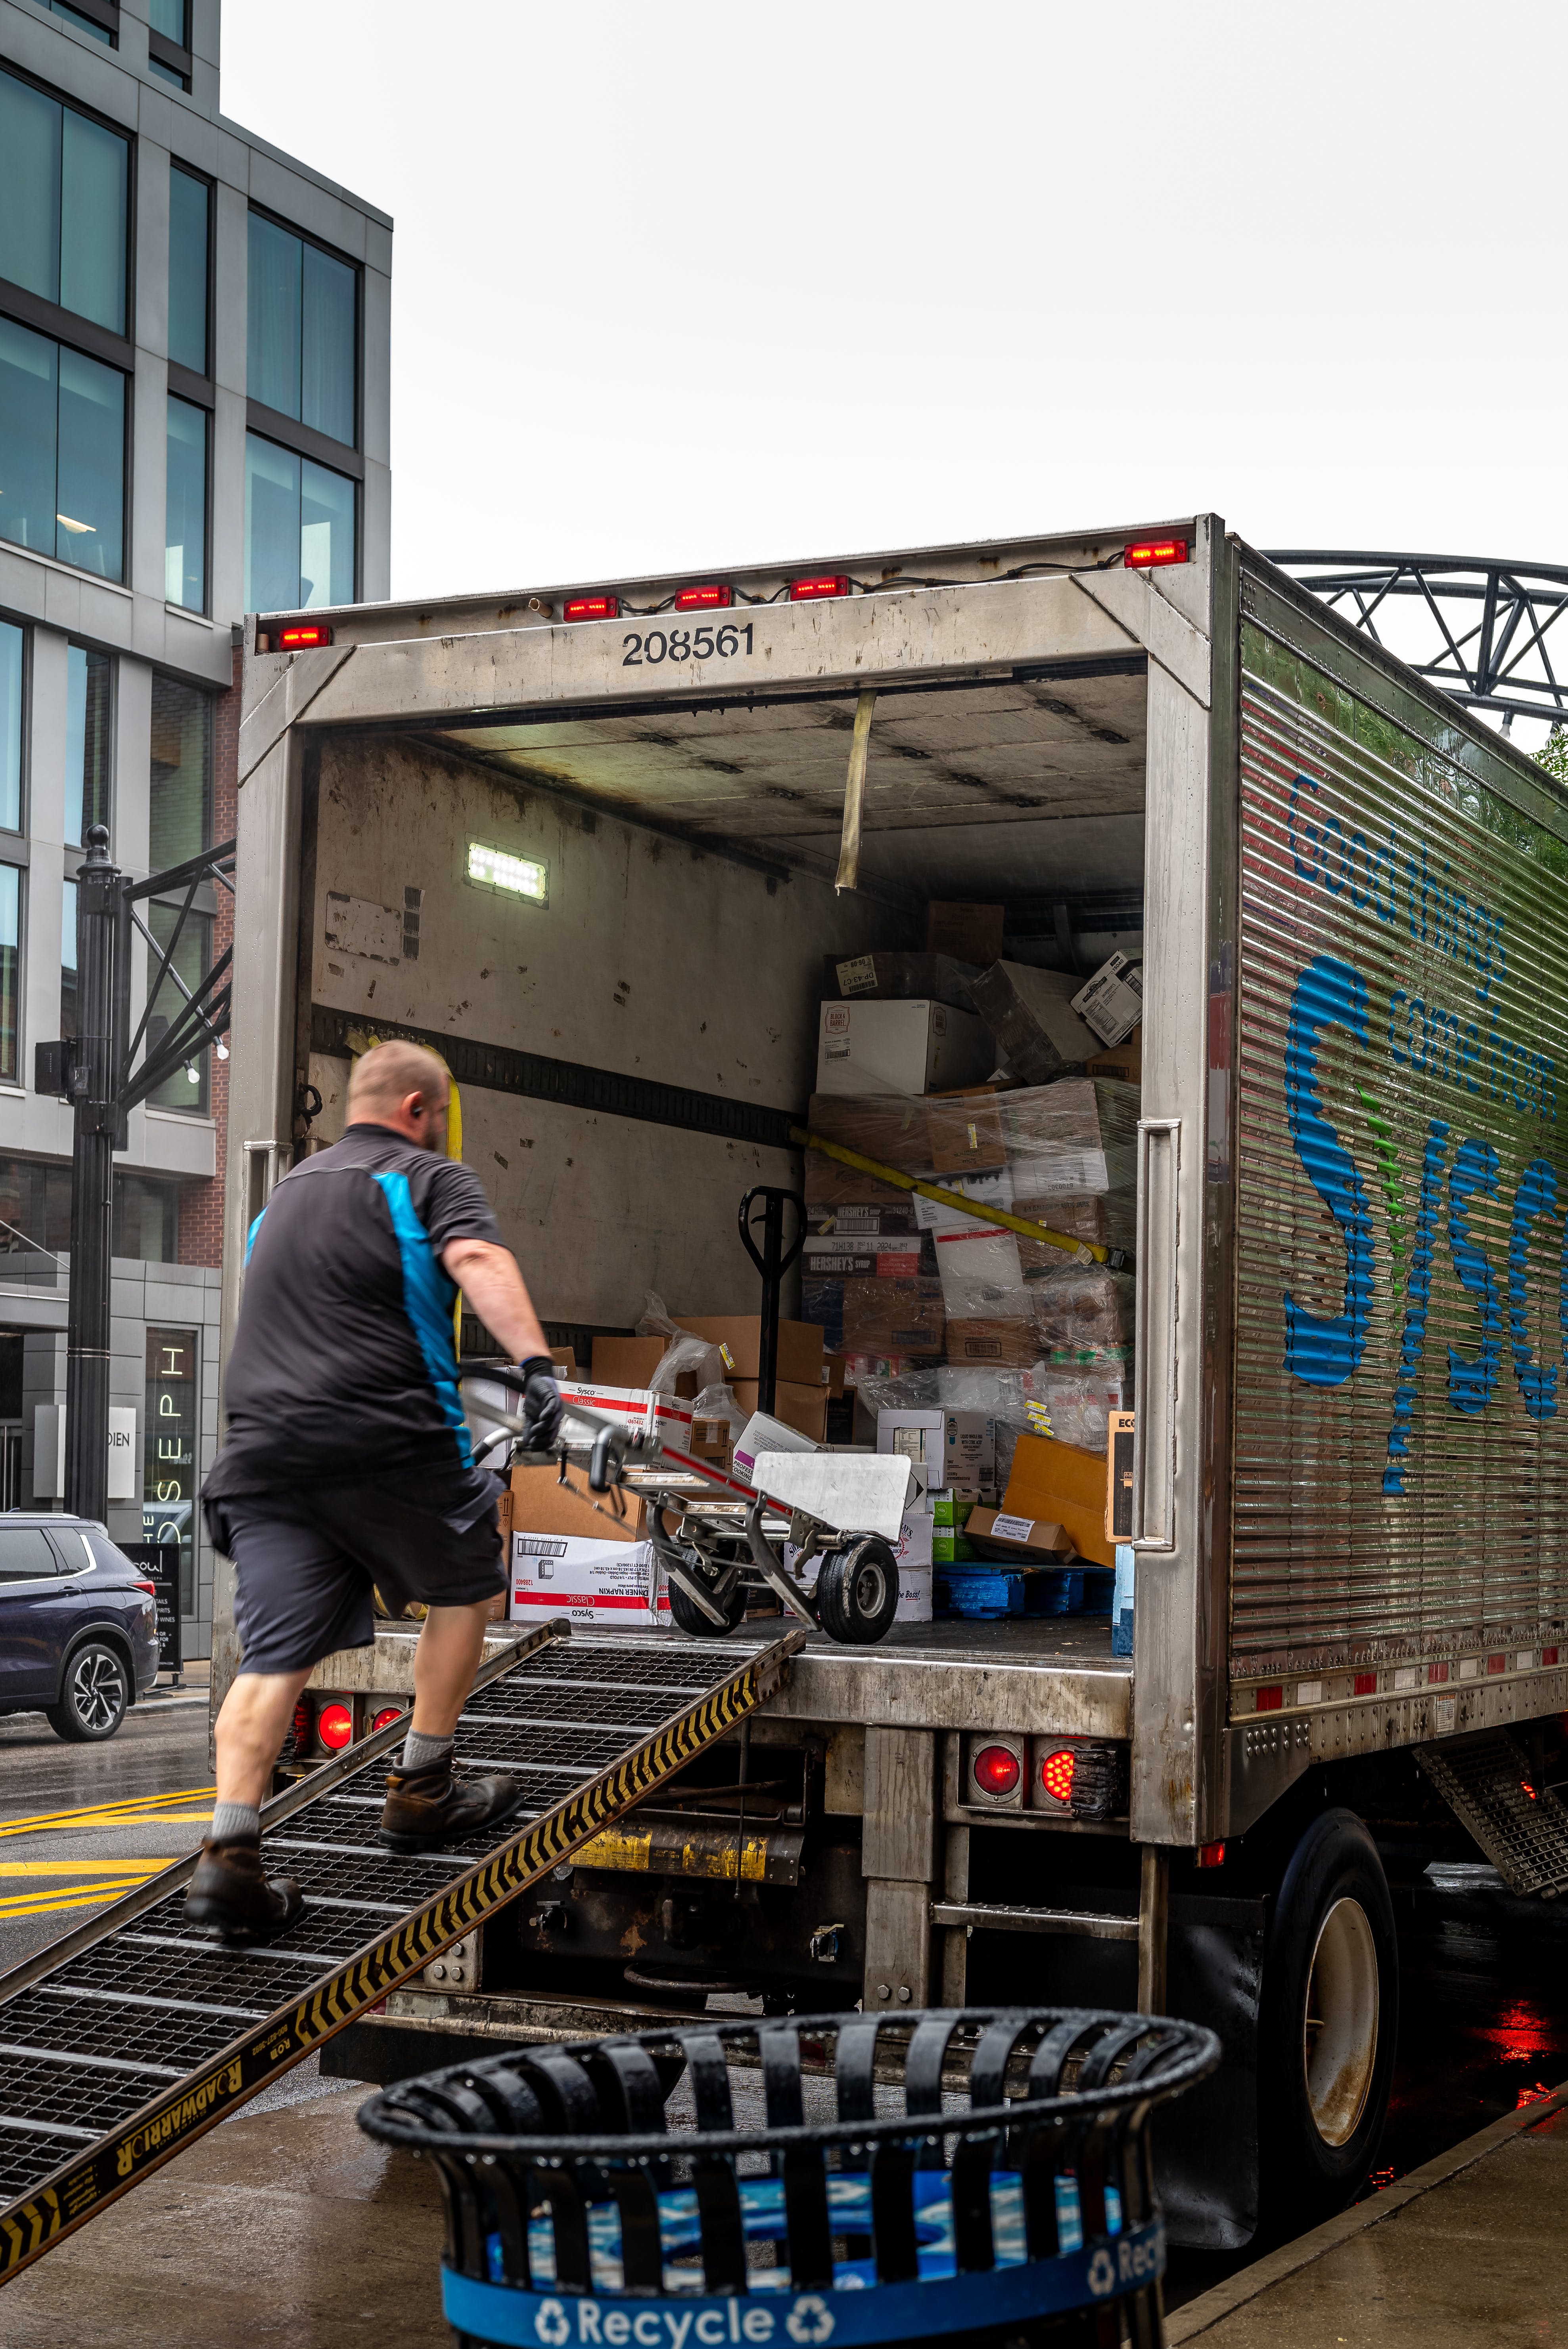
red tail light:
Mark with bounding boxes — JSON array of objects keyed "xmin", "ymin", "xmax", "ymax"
[
  {"xmin": 564, "ymin": 594, "xmax": 619, "ymax": 621},
  {"xmin": 131, "ymin": 1578, "xmax": 156, "ymax": 1595},
  {"xmin": 316, "ymin": 1701, "xmax": 353, "ymax": 1752},
  {"xmin": 277, "ymin": 622, "xmax": 333, "ymax": 649},
  {"xmin": 1124, "ymin": 538, "xmax": 1188, "ymax": 570},
  {"xmin": 1196, "ymin": 1840, "xmax": 1227, "ymax": 1869},
  {"xmin": 1039, "ymin": 1748, "xmax": 1077, "ymax": 1806},
  {"xmin": 673, "ymin": 584, "xmax": 732, "ymax": 611},
  {"xmin": 789, "ymin": 575, "xmax": 849, "ymax": 602},
  {"xmin": 972, "ymin": 1743, "xmax": 1020, "ymax": 1797},
  {"xmin": 372, "ymin": 1707, "xmax": 404, "ymax": 1734}
]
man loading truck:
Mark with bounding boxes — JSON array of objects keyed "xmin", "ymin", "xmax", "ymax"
[{"xmin": 185, "ymin": 1039, "xmax": 564, "ymax": 1944}]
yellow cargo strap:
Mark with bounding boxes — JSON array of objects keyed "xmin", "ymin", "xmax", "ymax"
[{"xmin": 789, "ymin": 1125, "xmax": 1128, "ymax": 1271}]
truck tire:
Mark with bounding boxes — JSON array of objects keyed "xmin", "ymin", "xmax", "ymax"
[
  {"xmin": 1258, "ymin": 1806, "xmax": 1397, "ymax": 2224},
  {"xmin": 666, "ymin": 1561, "xmax": 748, "ymax": 1638},
  {"xmin": 815, "ymin": 1537, "xmax": 900, "ymax": 1645}
]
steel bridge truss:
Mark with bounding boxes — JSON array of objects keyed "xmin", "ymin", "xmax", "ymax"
[{"xmin": 1266, "ymin": 550, "xmax": 1568, "ymax": 734}]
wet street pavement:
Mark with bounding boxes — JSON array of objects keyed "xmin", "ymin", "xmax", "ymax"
[
  {"xmin": 0, "ymin": 1682, "xmax": 213, "ymax": 1970},
  {"xmin": 4, "ymin": 1701, "xmax": 1568, "ymax": 2335}
]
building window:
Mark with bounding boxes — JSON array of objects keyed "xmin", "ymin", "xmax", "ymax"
[
  {"xmin": 165, "ymin": 395, "xmax": 207, "ymax": 611},
  {"xmin": 60, "ymin": 875, "xmax": 75, "ymax": 1039},
  {"xmin": 247, "ymin": 213, "xmax": 357, "ymax": 448},
  {"xmin": 64, "ymin": 642, "xmax": 111, "ymax": 844},
  {"xmin": 0, "ymin": 317, "xmax": 125, "ymax": 580},
  {"xmin": 167, "ymin": 165, "xmax": 209, "ymax": 376},
  {"xmin": 0, "ymin": 622, "xmax": 20, "ymax": 835},
  {"xmin": 35, "ymin": 2, "xmax": 117, "ymax": 47},
  {"xmin": 114, "ymin": 1172, "xmax": 177, "ymax": 1260},
  {"xmin": 0, "ymin": 67, "xmax": 129, "ymax": 336},
  {"xmin": 244, "ymin": 435, "xmax": 355, "ymax": 614},
  {"xmin": 146, "ymin": 904, "xmax": 210, "ymax": 1112},
  {"xmin": 144, "ymin": 1327, "xmax": 197, "ymax": 1616},
  {"xmin": 148, "ymin": 674, "xmax": 211, "ymax": 868},
  {"xmin": 147, "ymin": 0, "xmax": 188, "ymax": 85},
  {"xmin": 0, "ymin": 867, "xmax": 20, "ymax": 1085}
]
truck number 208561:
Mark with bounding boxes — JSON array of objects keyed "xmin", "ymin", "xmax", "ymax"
[{"xmin": 623, "ymin": 624, "xmax": 755, "ymax": 665}]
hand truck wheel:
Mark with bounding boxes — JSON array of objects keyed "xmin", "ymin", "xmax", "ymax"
[
  {"xmin": 815, "ymin": 1535, "xmax": 900, "ymax": 1645},
  {"xmin": 666, "ymin": 1556, "xmax": 749, "ymax": 1638}
]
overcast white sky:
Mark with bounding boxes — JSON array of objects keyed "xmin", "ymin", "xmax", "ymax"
[{"xmin": 225, "ymin": 2, "xmax": 1566, "ymax": 650}]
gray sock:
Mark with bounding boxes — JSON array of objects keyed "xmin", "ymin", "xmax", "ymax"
[
  {"xmin": 401, "ymin": 1729, "xmax": 454, "ymax": 1774},
  {"xmin": 210, "ymin": 1801, "xmax": 260, "ymax": 1845}
]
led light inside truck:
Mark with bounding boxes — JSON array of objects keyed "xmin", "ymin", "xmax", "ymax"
[{"xmin": 467, "ymin": 843, "xmax": 548, "ymax": 903}]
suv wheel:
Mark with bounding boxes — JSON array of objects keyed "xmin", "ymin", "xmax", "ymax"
[{"xmin": 46, "ymin": 1642, "xmax": 130, "ymax": 1742}]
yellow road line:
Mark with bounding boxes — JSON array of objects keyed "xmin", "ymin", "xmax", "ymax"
[
  {"xmin": 0, "ymin": 1859, "xmax": 174, "ymax": 1877},
  {"xmin": 0, "ymin": 1882, "xmax": 160, "ymax": 1919},
  {"xmin": 0, "ymin": 1785, "xmax": 217, "ymax": 1841},
  {"xmin": 0, "ymin": 1788, "xmax": 215, "ymax": 1837}
]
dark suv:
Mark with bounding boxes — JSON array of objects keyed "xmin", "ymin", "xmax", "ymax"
[{"xmin": 0, "ymin": 1517, "xmax": 161, "ymax": 1741}]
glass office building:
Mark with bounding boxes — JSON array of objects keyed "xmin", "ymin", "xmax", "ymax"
[{"xmin": 0, "ymin": 0, "xmax": 392, "ymax": 1650}]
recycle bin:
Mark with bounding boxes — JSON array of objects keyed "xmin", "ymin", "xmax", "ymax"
[{"xmin": 357, "ymin": 2004, "xmax": 1219, "ymax": 2347}]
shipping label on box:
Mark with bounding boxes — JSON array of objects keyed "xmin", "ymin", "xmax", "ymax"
[
  {"xmin": 1070, "ymin": 952, "xmax": 1144, "ymax": 1048},
  {"xmin": 510, "ymin": 1534, "xmax": 668, "ymax": 1629}
]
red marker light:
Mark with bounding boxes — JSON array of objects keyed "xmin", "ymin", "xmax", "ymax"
[
  {"xmin": 673, "ymin": 584, "xmax": 732, "ymax": 611},
  {"xmin": 1039, "ymin": 1748, "xmax": 1078, "ymax": 1806},
  {"xmin": 1255, "ymin": 1684, "xmax": 1283, "ymax": 1712},
  {"xmin": 564, "ymin": 594, "xmax": 619, "ymax": 622},
  {"xmin": 972, "ymin": 1743, "xmax": 1021, "ymax": 1797},
  {"xmin": 1523, "ymin": 1781, "xmax": 1539, "ymax": 1802},
  {"xmin": 1196, "ymin": 1840, "xmax": 1227, "ymax": 1869},
  {"xmin": 372, "ymin": 1707, "xmax": 404, "ymax": 1734},
  {"xmin": 1123, "ymin": 538, "xmax": 1189, "ymax": 570},
  {"xmin": 276, "ymin": 623, "xmax": 333, "ymax": 649},
  {"xmin": 317, "ymin": 1701, "xmax": 353, "ymax": 1752},
  {"xmin": 1353, "ymin": 1672, "xmax": 1378, "ymax": 1697},
  {"xmin": 789, "ymin": 575, "xmax": 850, "ymax": 602}
]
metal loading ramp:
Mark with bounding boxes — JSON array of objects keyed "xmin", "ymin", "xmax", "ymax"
[
  {"xmin": 0, "ymin": 1620, "xmax": 801, "ymax": 2286},
  {"xmin": 1420, "ymin": 1729, "xmax": 1568, "ymax": 1897}
]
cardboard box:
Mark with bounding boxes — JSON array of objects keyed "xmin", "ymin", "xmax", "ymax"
[
  {"xmin": 1106, "ymin": 1411, "xmax": 1135, "ymax": 1544},
  {"xmin": 556, "ymin": 1381, "xmax": 695, "ymax": 1450},
  {"xmin": 966, "ymin": 1505, "xmax": 1075, "ymax": 1563},
  {"xmin": 510, "ymin": 1533, "xmax": 667, "ymax": 1631},
  {"xmin": 825, "ymin": 951, "xmax": 981, "ymax": 1011},
  {"xmin": 836, "ymin": 1275, "xmax": 945, "ymax": 1356},
  {"xmin": 924, "ymin": 1086, "xmax": 1009, "ymax": 1175},
  {"xmin": 802, "ymin": 1235, "xmax": 929, "ymax": 1279},
  {"xmin": 815, "ymin": 999, "xmax": 994, "ymax": 1098},
  {"xmin": 1086, "ymin": 1027, "xmax": 1142, "ymax": 1085},
  {"xmin": 1001, "ymin": 1430, "xmax": 1115, "ymax": 1568},
  {"xmin": 508, "ymin": 1462, "xmax": 647, "ymax": 1543},
  {"xmin": 809, "ymin": 1202, "xmax": 920, "ymax": 1238},
  {"xmin": 674, "ymin": 1315, "xmax": 825, "ymax": 1388},
  {"xmin": 925, "ymin": 901, "xmax": 1005, "ymax": 963},
  {"xmin": 1070, "ymin": 952, "xmax": 1144, "ymax": 1048},
  {"xmin": 945, "ymin": 1319, "xmax": 1037, "ymax": 1369},
  {"xmin": 730, "ymin": 1379, "xmax": 829, "ymax": 1443},
  {"xmin": 591, "ymin": 1336, "xmax": 670, "ymax": 1389},
  {"xmin": 733, "ymin": 1411, "xmax": 822, "ymax": 1485},
  {"xmin": 549, "ymin": 1346, "xmax": 578, "ymax": 1379},
  {"xmin": 876, "ymin": 1409, "xmax": 946, "ymax": 1470},
  {"xmin": 945, "ymin": 1411, "xmax": 995, "ymax": 1493},
  {"xmin": 968, "ymin": 963, "xmax": 1100, "ymax": 1085}
]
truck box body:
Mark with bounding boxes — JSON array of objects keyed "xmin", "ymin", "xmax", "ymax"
[{"xmin": 219, "ymin": 518, "xmax": 1568, "ymax": 2240}]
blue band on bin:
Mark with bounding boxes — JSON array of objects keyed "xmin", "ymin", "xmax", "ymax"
[{"xmin": 441, "ymin": 2219, "xmax": 1165, "ymax": 2346}]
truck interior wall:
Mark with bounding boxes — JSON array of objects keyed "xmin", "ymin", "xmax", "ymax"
[{"xmin": 303, "ymin": 732, "xmax": 904, "ymax": 1323}]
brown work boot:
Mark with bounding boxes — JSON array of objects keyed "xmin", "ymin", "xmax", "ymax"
[
  {"xmin": 184, "ymin": 1838, "xmax": 304, "ymax": 1946},
  {"xmin": 379, "ymin": 1759, "xmax": 525, "ymax": 1853}
]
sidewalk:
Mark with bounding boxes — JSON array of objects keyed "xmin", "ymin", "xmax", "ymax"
[{"xmin": 1170, "ymin": 2082, "xmax": 1568, "ymax": 2347}]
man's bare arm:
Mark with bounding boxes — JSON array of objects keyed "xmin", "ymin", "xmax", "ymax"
[{"xmin": 441, "ymin": 1237, "xmax": 551, "ymax": 1364}]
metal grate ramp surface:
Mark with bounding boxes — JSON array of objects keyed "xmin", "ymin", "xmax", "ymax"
[
  {"xmin": 1420, "ymin": 1730, "xmax": 1568, "ymax": 1897},
  {"xmin": 0, "ymin": 1620, "xmax": 799, "ymax": 2284}
]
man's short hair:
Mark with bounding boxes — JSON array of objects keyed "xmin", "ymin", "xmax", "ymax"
[{"xmin": 347, "ymin": 1039, "xmax": 450, "ymax": 1122}]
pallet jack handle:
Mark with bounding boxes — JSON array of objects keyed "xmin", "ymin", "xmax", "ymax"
[{"xmin": 737, "ymin": 1185, "xmax": 805, "ymax": 1415}]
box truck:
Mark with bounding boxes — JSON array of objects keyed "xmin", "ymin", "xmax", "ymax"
[{"xmin": 215, "ymin": 516, "xmax": 1568, "ymax": 2242}]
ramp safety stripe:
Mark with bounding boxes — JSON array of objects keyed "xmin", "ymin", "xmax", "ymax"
[{"xmin": 0, "ymin": 1620, "xmax": 801, "ymax": 2286}]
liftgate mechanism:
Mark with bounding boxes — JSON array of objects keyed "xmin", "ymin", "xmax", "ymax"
[{"xmin": 470, "ymin": 1367, "xmax": 912, "ymax": 1646}]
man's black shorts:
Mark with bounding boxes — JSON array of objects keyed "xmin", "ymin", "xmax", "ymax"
[{"xmin": 205, "ymin": 1467, "xmax": 506, "ymax": 1677}]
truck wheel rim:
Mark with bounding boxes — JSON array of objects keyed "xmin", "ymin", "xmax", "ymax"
[
  {"xmin": 74, "ymin": 1653, "xmax": 123, "ymax": 1732},
  {"xmin": 1302, "ymin": 1895, "xmax": 1379, "ymax": 2146}
]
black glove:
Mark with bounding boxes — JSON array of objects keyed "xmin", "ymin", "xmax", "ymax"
[{"xmin": 516, "ymin": 1356, "xmax": 563, "ymax": 1448}]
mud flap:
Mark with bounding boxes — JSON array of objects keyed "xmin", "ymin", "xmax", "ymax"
[{"xmin": 1152, "ymin": 1907, "xmax": 1265, "ymax": 2249}]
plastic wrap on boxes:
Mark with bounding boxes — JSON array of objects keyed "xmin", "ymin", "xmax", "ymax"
[
  {"xmin": 1015, "ymin": 1193, "xmax": 1136, "ymax": 1263},
  {"xmin": 804, "ymin": 1274, "xmax": 944, "ymax": 1358},
  {"xmin": 635, "ymin": 1292, "xmax": 728, "ymax": 1394},
  {"xmin": 1025, "ymin": 1361, "xmax": 1131, "ymax": 1454},
  {"xmin": 1027, "ymin": 1264, "xmax": 1136, "ymax": 1355},
  {"xmin": 968, "ymin": 964, "xmax": 1101, "ymax": 1082},
  {"xmin": 998, "ymin": 1079, "xmax": 1139, "ymax": 1195}
]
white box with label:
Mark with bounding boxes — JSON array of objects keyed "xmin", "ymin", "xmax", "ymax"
[
  {"xmin": 815, "ymin": 998, "xmax": 993, "ymax": 1098},
  {"xmin": 510, "ymin": 1534, "xmax": 668, "ymax": 1631}
]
